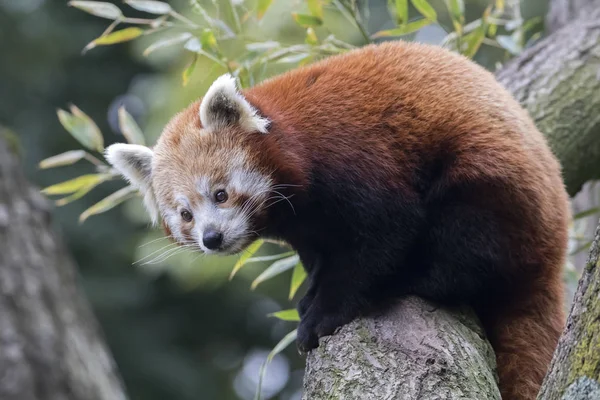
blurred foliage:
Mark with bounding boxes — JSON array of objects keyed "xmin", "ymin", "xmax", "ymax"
[{"xmin": 6, "ymin": 0, "xmax": 583, "ymax": 399}]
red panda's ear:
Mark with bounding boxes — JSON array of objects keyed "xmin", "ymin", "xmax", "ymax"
[
  {"xmin": 199, "ymin": 74, "xmax": 270, "ymax": 134},
  {"xmin": 105, "ymin": 143, "xmax": 159, "ymax": 224}
]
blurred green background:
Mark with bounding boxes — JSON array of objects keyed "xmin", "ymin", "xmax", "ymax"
[{"xmin": 2, "ymin": 0, "xmax": 579, "ymax": 399}]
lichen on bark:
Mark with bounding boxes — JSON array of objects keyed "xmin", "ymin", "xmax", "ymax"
[{"xmin": 303, "ymin": 297, "xmax": 500, "ymax": 400}]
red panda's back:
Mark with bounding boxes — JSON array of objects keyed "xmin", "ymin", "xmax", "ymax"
[{"xmin": 246, "ymin": 41, "xmax": 570, "ymax": 400}]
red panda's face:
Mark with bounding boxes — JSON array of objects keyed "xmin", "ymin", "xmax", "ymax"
[
  {"xmin": 105, "ymin": 74, "xmax": 274, "ymax": 255},
  {"xmin": 151, "ymin": 125, "xmax": 273, "ymax": 254}
]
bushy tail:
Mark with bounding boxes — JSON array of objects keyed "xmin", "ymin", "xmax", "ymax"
[{"xmin": 484, "ymin": 289, "xmax": 564, "ymax": 400}]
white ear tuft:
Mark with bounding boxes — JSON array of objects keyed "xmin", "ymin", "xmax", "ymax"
[
  {"xmin": 199, "ymin": 74, "xmax": 270, "ymax": 134},
  {"xmin": 105, "ymin": 143, "xmax": 158, "ymax": 224}
]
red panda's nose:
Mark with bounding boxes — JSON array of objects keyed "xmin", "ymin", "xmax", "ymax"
[{"xmin": 203, "ymin": 229, "xmax": 223, "ymax": 250}]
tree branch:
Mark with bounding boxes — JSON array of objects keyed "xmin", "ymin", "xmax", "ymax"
[{"xmin": 303, "ymin": 297, "xmax": 500, "ymax": 399}]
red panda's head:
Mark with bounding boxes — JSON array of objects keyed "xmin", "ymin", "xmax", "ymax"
[{"xmin": 105, "ymin": 74, "xmax": 277, "ymax": 255}]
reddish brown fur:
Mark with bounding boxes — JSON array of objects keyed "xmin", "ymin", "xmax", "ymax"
[{"xmin": 154, "ymin": 42, "xmax": 569, "ymax": 399}]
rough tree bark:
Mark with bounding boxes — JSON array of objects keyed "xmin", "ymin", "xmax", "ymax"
[
  {"xmin": 537, "ymin": 227, "xmax": 600, "ymax": 399},
  {"xmin": 303, "ymin": 3, "xmax": 600, "ymax": 399},
  {"xmin": 0, "ymin": 137, "xmax": 127, "ymax": 400}
]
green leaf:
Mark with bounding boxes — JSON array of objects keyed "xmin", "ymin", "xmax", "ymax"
[
  {"xmin": 85, "ymin": 27, "xmax": 144, "ymax": 51},
  {"xmin": 118, "ymin": 106, "xmax": 145, "ymax": 145},
  {"xmin": 254, "ymin": 329, "xmax": 298, "ymax": 400},
  {"xmin": 57, "ymin": 106, "xmax": 104, "ymax": 152},
  {"xmin": 184, "ymin": 38, "xmax": 227, "ymax": 67},
  {"xmin": 371, "ymin": 18, "xmax": 431, "ymax": 37},
  {"xmin": 446, "ymin": 0, "xmax": 464, "ymax": 20},
  {"xmin": 68, "ymin": 1, "xmax": 123, "ymax": 20},
  {"xmin": 393, "ymin": 0, "xmax": 408, "ymax": 25},
  {"xmin": 79, "ymin": 186, "xmax": 138, "ymax": 222},
  {"xmin": 39, "ymin": 150, "xmax": 86, "ymax": 169},
  {"xmin": 200, "ymin": 29, "xmax": 218, "ymax": 51},
  {"xmin": 244, "ymin": 251, "xmax": 297, "ymax": 263},
  {"xmin": 462, "ymin": 7, "xmax": 490, "ymax": 58},
  {"xmin": 573, "ymin": 207, "xmax": 600, "ymax": 220},
  {"xmin": 277, "ymin": 53, "xmax": 311, "ymax": 64},
  {"xmin": 43, "ymin": 174, "xmax": 113, "ymax": 206},
  {"xmin": 182, "ymin": 54, "xmax": 198, "ymax": 87},
  {"xmin": 41, "ymin": 174, "xmax": 110, "ymax": 195},
  {"xmin": 251, "ymin": 254, "xmax": 300, "ymax": 290},
  {"xmin": 305, "ymin": 27, "xmax": 318, "ymax": 45},
  {"xmin": 410, "ymin": 0, "xmax": 437, "ymax": 21},
  {"xmin": 229, "ymin": 239, "xmax": 265, "ymax": 279},
  {"xmin": 292, "ymin": 13, "xmax": 323, "ymax": 27},
  {"xmin": 269, "ymin": 309, "xmax": 300, "ymax": 321},
  {"xmin": 124, "ymin": 0, "xmax": 171, "ymax": 14},
  {"xmin": 289, "ymin": 262, "xmax": 306, "ymax": 299},
  {"xmin": 245, "ymin": 41, "xmax": 280, "ymax": 52},
  {"xmin": 307, "ymin": 0, "xmax": 324, "ymax": 19},
  {"xmin": 256, "ymin": 0, "xmax": 273, "ymax": 20},
  {"xmin": 446, "ymin": 0, "xmax": 464, "ymax": 33},
  {"xmin": 143, "ymin": 32, "xmax": 193, "ymax": 56}
]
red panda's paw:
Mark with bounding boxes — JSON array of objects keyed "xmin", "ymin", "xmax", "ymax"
[
  {"xmin": 296, "ymin": 307, "xmax": 354, "ymax": 354},
  {"xmin": 297, "ymin": 316, "xmax": 319, "ymax": 354}
]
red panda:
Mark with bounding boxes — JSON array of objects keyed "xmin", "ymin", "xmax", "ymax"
[{"xmin": 106, "ymin": 41, "xmax": 570, "ymax": 400}]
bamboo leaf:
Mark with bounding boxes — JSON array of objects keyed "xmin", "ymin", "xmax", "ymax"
[
  {"xmin": 229, "ymin": 239, "xmax": 265, "ymax": 279},
  {"xmin": 118, "ymin": 106, "xmax": 146, "ymax": 145},
  {"xmin": 410, "ymin": 0, "xmax": 437, "ymax": 21},
  {"xmin": 182, "ymin": 54, "xmax": 198, "ymax": 87},
  {"xmin": 124, "ymin": 0, "xmax": 171, "ymax": 14},
  {"xmin": 39, "ymin": 150, "xmax": 86, "ymax": 169},
  {"xmin": 57, "ymin": 106, "xmax": 104, "ymax": 152},
  {"xmin": 371, "ymin": 18, "xmax": 431, "ymax": 37},
  {"xmin": 251, "ymin": 254, "xmax": 300, "ymax": 290},
  {"xmin": 68, "ymin": 1, "xmax": 123, "ymax": 20},
  {"xmin": 79, "ymin": 186, "xmax": 138, "ymax": 222},
  {"xmin": 143, "ymin": 32, "xmax": 193, "ymax": 56},
  {"xmin": 85, "ymin": 27, "xmax": 144, "ymax": 51},
  {"xmin": 289, "ymin": 262, "xmax": 306, "ymax": 299},
  {"xmin": 292, "ymin": 13, "xmax": 323, "ymax": 27},
  {"xmin": 254, "ymin": 329, "xmax": 298, "ymax": 400},
  {"xmin": 268, "ymin": 309, "xmax": 300, "ymax": 321},
  {"xmin": 307, "ymin": 0, "xmax": 324, "ymax": 19}
]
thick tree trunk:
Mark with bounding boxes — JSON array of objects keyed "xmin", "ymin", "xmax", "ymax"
[
  {"xmin": 303, "ymin": 3, "xmax": 600, "ymax": 398},
  {"xmin": 537, "ymin": 225, "xmax": 600, "ymax": 399},
  {"xmin": 497, "ymin": 6, "xmax": 600, "ymax": 196},
  {"xmin": 0, "ymin": 137, "xmax": 127, "ymax": 400}
]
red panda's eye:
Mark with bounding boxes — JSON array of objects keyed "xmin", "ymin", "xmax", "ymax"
[
  {"xmin": 180, "ymin": 210, "xmax": 193, "ymax": 222},
  {"xmin": 214, "ymin": 190, "xmax": 228, "ymax": 203}
]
